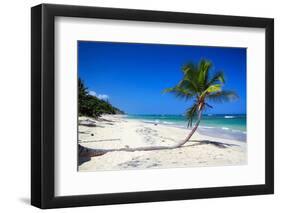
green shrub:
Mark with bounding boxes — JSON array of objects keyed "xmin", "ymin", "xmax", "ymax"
[{"xmin": 78, "ymin": 78, "xmax": 124, "ymax": 118}]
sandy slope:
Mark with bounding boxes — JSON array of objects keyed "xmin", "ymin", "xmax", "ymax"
[{"xmin": 78, "ymin": 115, "xmax": 247, "ymax": 171}]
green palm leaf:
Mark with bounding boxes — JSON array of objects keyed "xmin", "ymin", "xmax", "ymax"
[
  {"xmin": 207, "ymin": 71, "xmax": 225, "ymax": 87},
  {"xmin": 185, "ymin": 103, "xmax": 198, "ymax": 127},
  {"xmin": 198, "ymin": 60, "xmax": 212, "ymax": 89},
  {"xmin": 163, "ymin": 86, "xmax": 194, "ymax": 100},
  {"xmin": 205, "ymin": 84, "xmax": 222, "ymax": 93},
  {"xmin": 177, "ymin": 78, "xmax": 198, "ymax": 94},
  {"xmin": 206, "ymin": 90, "xmax": 238, "ymax": 103}
]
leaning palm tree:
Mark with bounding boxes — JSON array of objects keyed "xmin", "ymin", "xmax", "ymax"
[
  {"xmin": 78, "ymin": 59, "xmax": 238, "ymax": 158},
  {"xmin": 164, "ymin": 59, "xmax": 238, "ymax": 147}
]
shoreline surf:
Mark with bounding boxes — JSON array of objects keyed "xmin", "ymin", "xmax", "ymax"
[{"xmin": 126, "ymin": 114, "xmax": 246, "ymax": 142}]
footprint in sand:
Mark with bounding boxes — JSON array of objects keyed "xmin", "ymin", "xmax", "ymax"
[{"xmin": 147, "ymin": 163, "xmax": 161, "ymax": 168}]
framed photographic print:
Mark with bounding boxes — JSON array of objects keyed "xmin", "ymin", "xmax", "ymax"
[{"xmin": 31, "ymin": 3, "xmax": 274, "ymax": 209}]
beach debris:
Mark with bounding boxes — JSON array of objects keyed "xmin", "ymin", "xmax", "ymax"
[
  {"xmin": 79, "ymin": 138, "xmax": 121, "ymax": 143},
  {"xmin": 78, "ymin": 144, "xmax": 107, "ymax": 157},
  {"xmin": 79, "ymin": 119, "xmax": 97, "ymax": 127}
]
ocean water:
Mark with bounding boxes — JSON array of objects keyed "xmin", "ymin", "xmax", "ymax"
[{"xmin": 126, "ymin": 114, "xmax": 246, "ymax": 142}]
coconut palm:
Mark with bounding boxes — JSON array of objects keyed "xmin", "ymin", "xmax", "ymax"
[{"xmin": 164, "ymin": 59, "xmax": 238, "ymax": 147}]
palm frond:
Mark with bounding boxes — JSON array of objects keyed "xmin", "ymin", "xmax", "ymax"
[
  {"xmin": 163, "ymin": 86, "xmax": 195, "ymax": 100},
  {"xmin": 199, "ymin": 84, "xmax": 222, "ymax": 99},
  {"xmin": 181, "ymin": 63, "xmax": 200, "ymax": 91},
  {"xmin": 206, "ymin": 90, "xmax": 238, "ymax": 103},
  {"xmin": 182, "ymin": 62, "xmax": 197, "ymax": 75},
  {"xmin": 207, "ymin": 71, "xmax": 225, "ymax": 87},
  {"xmin": 185, "ymin": 103, "xmax": 198, "ymax": 127},
  {"xmin": 205, "ymin": 103, "xmax": 213, "ymax": 108},
  {"xmin": 177, "ymin": 78, "xmax": 198, "ymax": 94},
  {"xmin": 205, "ymin": 84, "xmax": 222, "ymax": 93},
  {"xmin": 198, "ymin": 60, "xmax": 212, "ymax": 89}
]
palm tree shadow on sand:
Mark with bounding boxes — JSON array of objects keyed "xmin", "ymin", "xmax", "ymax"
[
  {"xmin": 187, "ymin": 140, "xmax": 239, "ymax": 149},
  {"xmin": 78, "ymin": 140, "xmax": 239, "ymax": 166}
]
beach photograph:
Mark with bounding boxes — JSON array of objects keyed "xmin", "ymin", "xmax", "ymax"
[{"xmin": 77, "ymin": 41, "xmax": 247, "ymax": 172}]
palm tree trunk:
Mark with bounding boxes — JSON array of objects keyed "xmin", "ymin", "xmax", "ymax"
[
  {"xmin": 79, "ymin": 109, "xmax": 203, "ymax": 158},
  {"xmin": 171, "ymin": 109, "xmax": 202, "ymax": 148}
]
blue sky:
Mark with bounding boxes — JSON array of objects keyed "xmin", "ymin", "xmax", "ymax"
[{"xmin": 78, "ymin": 41, "xmax": 246, "ymax": 115}]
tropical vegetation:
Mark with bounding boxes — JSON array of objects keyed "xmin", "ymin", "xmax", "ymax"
[{"xmin": 78, "ymin": 78, "xmax": 124, "ymax": 118}]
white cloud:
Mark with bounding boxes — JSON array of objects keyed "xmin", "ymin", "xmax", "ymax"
[
  {"xmin": 89, "ymin": 90, "xmax": 109, "ymax": 100},
  {"xmin": 97, "ymin": 94, "xmax": 109, "ymax": 100},
  {"xmin": 89, "ymin": 91, "xmax": 97, "ymax": 96}
]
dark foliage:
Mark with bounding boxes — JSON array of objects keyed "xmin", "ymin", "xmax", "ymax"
[{"xmin": 78, "ymin": 78, "xmax": 124, "ymax": 118}]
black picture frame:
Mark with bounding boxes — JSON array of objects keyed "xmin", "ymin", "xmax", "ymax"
[{"xmin": 31, "ymin": 3, "xmax": 274, "ymax": 209}]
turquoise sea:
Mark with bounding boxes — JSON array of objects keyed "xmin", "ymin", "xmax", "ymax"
[{"xmin": 126, "ymin": 114, "xmax": 246, "ymax": 142}]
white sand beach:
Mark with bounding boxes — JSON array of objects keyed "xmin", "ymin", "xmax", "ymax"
[{"xmin": 78, "ymin": 115, "xmax": 247, "ymax": 171}]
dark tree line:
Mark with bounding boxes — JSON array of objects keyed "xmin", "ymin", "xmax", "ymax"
[{"xmin": 78, "ymin": 78, "xmax": 124, "ymax": 118}]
